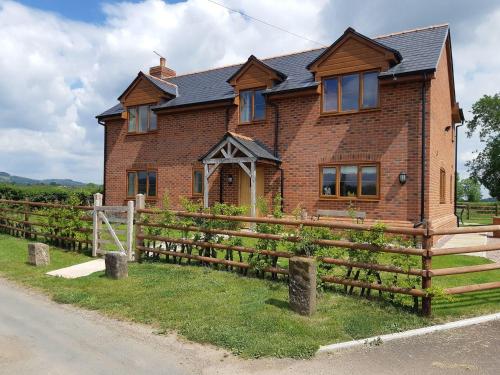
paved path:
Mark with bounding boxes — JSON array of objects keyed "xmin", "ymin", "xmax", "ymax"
[
  {"xmin": 438, "ymin": 232, "xmax": 500, "ymax": 262},
  {"xmin": 1, "ymin": 277, "xmax": 500, "ymax": 375}
]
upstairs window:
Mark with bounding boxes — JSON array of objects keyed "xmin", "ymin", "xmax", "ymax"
[
  {"xmin": 320, "ymin": 163, "xmax": 379, "ymax": 199},
  {"xmin": 128, "ymin": 105, "xmax": 157, "ymax": 133},
  {"xmin": 127, "ymin": 170, "xmax": 157, "ymax": 198},
  {"xmin": 322, "ymin": 71, "xmax": 379, "ymax": 114},
  {"xmin": 240, "ymin": 88, "xmax": 266, "ymax": 123}
]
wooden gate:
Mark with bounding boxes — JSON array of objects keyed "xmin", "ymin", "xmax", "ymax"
[{"xmin": 92, "ymin": 193, "xmax": 134, "ymax": 260}]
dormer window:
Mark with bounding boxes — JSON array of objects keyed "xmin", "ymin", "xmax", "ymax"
[
  {"xmin": 240, "ymin": 88, "xmax": 266, "ymax": 124},
  {"xmin": 322, "ymin": 71, "xmax": 379, "ymax": 114},
  {"xmin": 128, "ymin": 105, "xmax": 157, "ymax": 133}
]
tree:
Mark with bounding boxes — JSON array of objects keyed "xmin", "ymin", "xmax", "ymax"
[
  {"xmin": 466, "ymin": 93, "xmax": 500, "ymax": 200},
  {"xmin": 457, "ymin": 175, "xmax": 482, "ymax": 202}
]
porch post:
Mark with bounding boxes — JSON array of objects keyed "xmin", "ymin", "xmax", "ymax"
[
  {"xmin": 250, "ymin": 161, "xmax": 256, "ymax": 217},
  {"xmin": 203, "ymin": 163, "xmax": 209, "ymax": 208}
]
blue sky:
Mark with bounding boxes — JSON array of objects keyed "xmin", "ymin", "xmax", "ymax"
[
  {"xmin": 0, "ymin": 0, "xmax": 498, "ymax": 198},
  {"xmin": 17, "ymin": 0, "xmax": 182, "ymax": 23}
]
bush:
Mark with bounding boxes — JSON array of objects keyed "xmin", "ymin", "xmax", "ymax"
[{"xmin": 0, "ymin": 183, "xmax": 102, "ymax": 204}]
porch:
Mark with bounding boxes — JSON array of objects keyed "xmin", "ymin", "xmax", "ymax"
[{"xmin": 199, "ymin": 132, "xmax": 281, "ymax": 216}]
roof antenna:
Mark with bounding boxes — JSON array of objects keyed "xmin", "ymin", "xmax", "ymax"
[
  {"xmin": 153, "ymin": 50, "xmax": 166, "ymax": 67},
  {"xmin": 153, "ymin": 50, "xmax": 164, "ymax": 59}
]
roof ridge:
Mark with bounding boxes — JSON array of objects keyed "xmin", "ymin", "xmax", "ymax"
[
  {"xmin": 228, "ymin": 131, "xmax": 254, "ymax": 141},
  {"xmin": 374, "ymin": 23, "xmax": 449, "ymax": 40},
  {"xmin": 172, "ymin": 47, "xmax": 325, "ymax": 79}
]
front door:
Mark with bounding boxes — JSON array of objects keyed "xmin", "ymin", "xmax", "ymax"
[{"xmin": 239, "ymin": 166, "xmax": 264, "ymax": 215}]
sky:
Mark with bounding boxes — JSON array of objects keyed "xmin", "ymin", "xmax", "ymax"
[{"xmin": 0, "ymin": 0, "xmax": 499, "ymax": 192}]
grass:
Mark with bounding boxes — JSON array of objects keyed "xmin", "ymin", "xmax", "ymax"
[{"xmin": 0, "ymin": 234, "xmax": 499, "ymax": 358}]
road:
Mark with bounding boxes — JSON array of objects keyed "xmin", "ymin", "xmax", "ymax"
[{"xmin": 1, "ymin": 277, "xmax": 499, "ymax": 375}]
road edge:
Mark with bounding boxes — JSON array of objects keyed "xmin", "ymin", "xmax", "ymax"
[{"xmin": 317, "ymin": 312, "xmax": 500, "ymax": 353}]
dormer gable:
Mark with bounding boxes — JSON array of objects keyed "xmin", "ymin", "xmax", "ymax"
[
  {"xmin": 118, "ymin": 71, "xmax": 177, "ymax": 108},
  {"xmin": 227, "ymin": 55, "xmax": 286, "ymax": 92},
  {"xmin": 307, "ymin": 27, "xmax": 402, "ymax": 79}
]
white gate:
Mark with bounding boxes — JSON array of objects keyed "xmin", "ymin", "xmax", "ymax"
[{"xmin": 92, "ymin": 193, "xmax": 134, "ymax": 260}]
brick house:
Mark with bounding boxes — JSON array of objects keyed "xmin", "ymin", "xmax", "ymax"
[{"xmin": 97, "ymin": 24, "xmax": 463, "ymax": 229}]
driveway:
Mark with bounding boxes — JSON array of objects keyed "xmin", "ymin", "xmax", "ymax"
[{"xmin": 1, "ymin": 277, "xmax": 499, "ymax": 375}]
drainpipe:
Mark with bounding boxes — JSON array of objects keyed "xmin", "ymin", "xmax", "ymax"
[
  {"xmin": 454, "ymin": 120, "xmax": 464, "ymax": 226},
  {"xmin": 270, "ymin": 102, "xmax": 280, "ymax": 157},
  {"xmin": 102, "ymin": 121, "xmax": 107, "ymax": 205},
  {"xmin": 280, "ymin": 167, "xmax": 284, "ymax": 213},
  {"xmin": 225, "ymin": 107, "xmax": 230, "ymax": 132},
  {"xmin": 420, "ymin": 73, "xmax": 427, "ymax": 223}
]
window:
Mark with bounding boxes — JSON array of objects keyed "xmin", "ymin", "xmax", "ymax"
[
  {"xmin": 322, "ymin": 71, "xmax": 379, "ymax": 113},
  {"xmin": 127, "ymin": 105, "xmax": 157, "ymax": 133},
  {"xmin": 440, "ymin": 168, "xmax": 446, "ymax": 203},
  {"xmin": 321, "ymin": 166, "xmax": 337, "ymax": 196},
  {"xmin": 320, "ymin": 163, "xmax": 379, "ymax": 199},
  {"xmin": 127, "ymin": 170, "xmax": 157, "ymax": 198},
  {"xmin": 192, "ymin": 168, "xmax": 203, "ymax": 196},
  {"xmin": 239, "ymin": 88, "xmax": 266, "ymax": 123}
]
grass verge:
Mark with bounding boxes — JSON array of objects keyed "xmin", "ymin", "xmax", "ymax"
[{"xmin": 0, "ymin": 234, "xmax": 499, "ymax": 358}]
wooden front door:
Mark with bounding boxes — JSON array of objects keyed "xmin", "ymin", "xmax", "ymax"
[{"xmin": 239, "ymin": 166, "xmax": 264, "ymax": 215}]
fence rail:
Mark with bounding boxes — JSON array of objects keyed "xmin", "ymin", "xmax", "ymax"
[
  {"xmin": 0, "ymin": 199, "xmax": 93, "ymax": 251},
  {"xmin": 0, "ymin": 196, "xmax": 500, "ymax": 317}
]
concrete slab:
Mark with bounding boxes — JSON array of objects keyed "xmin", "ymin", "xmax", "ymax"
[{"xmin": 46, "ymin": 259, "xmax": 105, "ymax": 279}]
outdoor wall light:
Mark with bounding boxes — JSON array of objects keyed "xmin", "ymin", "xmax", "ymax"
[
  {"xmin": 227, "ymin": 174, "xmax": 233, "ymax": 185},
  {"xmin": 399, "ymin": 171, "xmax": 407, "ymax": 185}
]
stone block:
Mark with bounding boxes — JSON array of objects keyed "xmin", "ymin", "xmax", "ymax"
[
  {"xmin": 105, "ymin": 252, "xmax": 128, "ymax": 279},
  {"xmin": 494, "ymin": 217, "xmax": 500, "ymax": 238},
  {"xmin": 28, "ymin": 243, "xmax": 50, "ymax": 266},
  {"xmin": 289, "ymin": 256, "xmax": 316, "ymax": 316}
]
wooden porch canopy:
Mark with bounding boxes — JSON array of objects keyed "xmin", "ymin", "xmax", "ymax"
[{"xmin": 199, "ymin": 132, "xmax": 281, "ymax": 217}]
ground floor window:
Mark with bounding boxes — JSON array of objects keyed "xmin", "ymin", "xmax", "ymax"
[
  {"xmin": 127, "ymin": 170, "xmax": 157, "ymax": 198},
  {"xmin": 320, "ymin": 163, "xmax": 379, "ymax": 199},
  {"xmin": 192, "ymin": 167, "xmax": 204, "ymax": 196}
]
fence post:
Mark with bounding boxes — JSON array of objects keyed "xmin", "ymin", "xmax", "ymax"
[
  {"xmin": 24, "ymin": 198, "xmax": 31, "ymax": 240},
  {"xmin": 126, "ymin": 200, "xmax": 134, "ymax": 261},
  {"xmin": 467, "ymin": 204, "xmax": 470, "ymax": 220},
  {"xmin": 496, "ymin": 203, "xmax": 499, "ymax": 217},
  {"xmin": 135, "ymin": 194, "xmax": 145, "ymax": 263},
  {"xmin": 92, "ymin": 193, "xmax": 103, "ymax": 257},
  {"xmin": 421, "ymin": 219, "xmax": 433, "ymax": 317}
]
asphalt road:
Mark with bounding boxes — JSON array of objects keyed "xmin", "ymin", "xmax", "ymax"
[
  {"xmin": 1, "ymin": 277, "xmax": 500, "ymax": 375},
  {"xmin": 0, "ymin": 278, "xmax": 194, "ymax": 375}
]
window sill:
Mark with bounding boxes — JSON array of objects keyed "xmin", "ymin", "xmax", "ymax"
[
  {"xmin": 237, "ymin": 120, "xmax": 266, "ymax": 126},
  {"xmin": 320, "ymin": 108, "xmax": 381, "ymax": 118},
  {"xmin": 126, "ymin": 130, "xmax": 158, "ymax": 136},
  {"xmin": 319, "ymin": 196, "xmax": 380, "ymax": 202}
]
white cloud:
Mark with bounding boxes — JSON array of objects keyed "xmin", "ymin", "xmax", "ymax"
[{"xmin": 0, "ymin": 0, "xmax": 498, "ymax": 187}]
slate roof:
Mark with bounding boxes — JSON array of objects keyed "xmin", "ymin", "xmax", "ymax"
[
  {"xmin": 97, "ymin": 24, "xmax": 449, "ymax": 119},
  {"xmin": 199, "ymin": 132, "xmax": 281, "ymax": 163}
]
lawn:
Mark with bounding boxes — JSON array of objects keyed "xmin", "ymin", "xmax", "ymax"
[{"xmin": 0, "ymin": 234, "xmax": 499, "ymax": 358}]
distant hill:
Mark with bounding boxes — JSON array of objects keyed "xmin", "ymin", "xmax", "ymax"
[{"xmin": 0, "ymin": 172, "xmax": 87, "ymax": 187}]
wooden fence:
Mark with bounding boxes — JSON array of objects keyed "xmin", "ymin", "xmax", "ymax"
[
  {"xmin": 0, "ymin": 199, "xmax": 93, "ymax": 251},
  {"xmin": 134, "ymin": 205, "xmax": 500, "ymax": 317},
  {"xmin": 456, "ymin": 203, "xmax": 499, "ymax": 223},
  {"xmin": 0, "ymin": 197, "xmax": 500, "ymax": 317}
]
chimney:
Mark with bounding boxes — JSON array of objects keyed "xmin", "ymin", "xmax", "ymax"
[{"xmin": 149, "ymin": 57, "xmax": 176, "ymax": 80}]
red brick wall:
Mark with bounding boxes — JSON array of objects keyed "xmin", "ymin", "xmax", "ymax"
[
  {"xmin": 104, "ymin": 67, "xmax": 456, "ymax": 226},
  {"xmin": 428, "ymin": 38, "xmax": 457, "ymax": 229}
]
